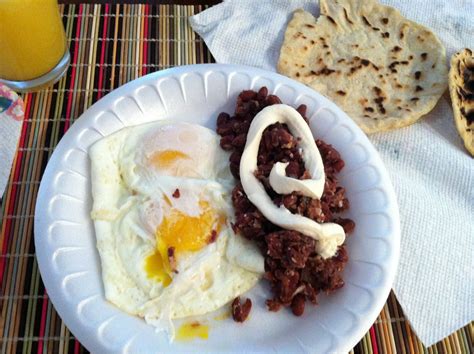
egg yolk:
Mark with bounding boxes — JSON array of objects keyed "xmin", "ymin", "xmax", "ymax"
[
  {"xmin": 144, "ymin": 238, "xmax": 172, "ymax": 286},
  {"xmin": 213, "ymin": 311, "xmax": 231, "ymax": 321},
  {"xmin": 150, "ymin": 150, "xmax": 190, "ymax": 169},
  {"xmin": 176, "ymin": 322, "xmax": 209, "ymax": 341},
  {"xmin": 145, "ymin": 201, "xmax": 226, "ymax": 286}
]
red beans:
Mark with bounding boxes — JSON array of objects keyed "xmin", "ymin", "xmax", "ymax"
[
  {"xmin": 229, "ymin": 151, "xmax": 242, "ymax": 165},
  {"xmin": 231, "ymin": 134, "xmax": 247, "ymax": 149},
  {"xmin": 220, "ymin": 135, "xmax": 234, "ymax": 151},
  {"xmin": 257, "ymin": 86, "xmax": 268, "ymax": 100},
  {"xmin": 291, "ymin": 294, "xmax": 306, "ymax": 316},
  {"xmin": 334, "ymin": 218, "xmax": 356, "ymax": 234},
  {"xmin": 217, "ymin": 112, "xmax": 230, "ymax": 126},
  {"xmin": 240, "ymin": 90, "xmax": 257, "ymax": 102},
  {"xmin": 232, "ymin": 297, "xmax": 252, "ymax": 322},
  {"xmin": 296, "ymin": 104, "xmax": 307, "ymax": 118},
  {"xmin": 217, "ymin": 88, "xmax": 354, "ymax": 318}
]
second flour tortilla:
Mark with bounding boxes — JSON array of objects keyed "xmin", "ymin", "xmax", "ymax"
[{"xmin": 278, "ymin": 0, "xmax": 448, "ymax": 134}]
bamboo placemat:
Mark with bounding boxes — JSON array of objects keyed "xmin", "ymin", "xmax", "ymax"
[{"xmin": 0, "ymin": 4, "xmax": 472, "ymax": 354}]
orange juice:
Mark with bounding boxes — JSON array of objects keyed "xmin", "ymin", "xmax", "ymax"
[{"xmin": 0, "ymin": 0, "xmax": 67, "ymax": 81}]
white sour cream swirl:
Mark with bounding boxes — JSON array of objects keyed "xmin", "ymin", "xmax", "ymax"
[{"xmin": 239, "ymin": 104, "xmax": 345, "ymax": 259}]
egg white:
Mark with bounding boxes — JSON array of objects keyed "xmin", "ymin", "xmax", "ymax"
[{"xmin": 90, "ymin": 121, "xmax": 264, "ymax": 324}]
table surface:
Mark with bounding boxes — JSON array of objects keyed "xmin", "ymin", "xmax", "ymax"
[
  {"xmin": 60, "ymin": 0, "xmax": 223, "ymax": 4},
  {"xmin": 60, "ymin": 0, "xmax": 222, "ymax": 3},
  {"xmin": 0, "ymin": 3, "xmax": 472, "ymax": 354}
]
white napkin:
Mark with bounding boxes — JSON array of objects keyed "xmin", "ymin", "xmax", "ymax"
[
  {"xmin": 0, "ymin": 84, "xmax": 24, "ymax": 197},
  {"xmin": 190, "ymin": 0, "xmax": 474, "ymax": 347}
]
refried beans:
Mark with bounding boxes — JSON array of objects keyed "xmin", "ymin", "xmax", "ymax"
[{"xmin": 217, "ymin": 87, "xmax": 355, "ymax": 317}]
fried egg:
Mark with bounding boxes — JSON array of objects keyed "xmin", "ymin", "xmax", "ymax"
[{"xmin": 90, "ymin": 121, "xmax": 264, "ymax": 327}]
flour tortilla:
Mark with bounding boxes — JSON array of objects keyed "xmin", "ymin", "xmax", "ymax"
[
  {"xmin": 449, "ymin": 48, "xmax": 474, "ymax": 156},
  {"xmin": 277, "ymin": 0, "xmax": 448, "ymax": 134}
]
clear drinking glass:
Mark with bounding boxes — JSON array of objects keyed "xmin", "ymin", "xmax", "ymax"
[{"xmin": 0, "ymin": 0, "xmax": 70, "ymax": 92}]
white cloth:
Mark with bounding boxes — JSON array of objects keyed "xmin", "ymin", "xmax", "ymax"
[{"xmin": 190, "ymin": 0, "xmax": 474, "ymax": 347}]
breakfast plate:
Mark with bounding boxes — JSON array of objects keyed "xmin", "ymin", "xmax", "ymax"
[{"xmin": 34, "ymin": 64, "xmax": 400, "ymax": 353}]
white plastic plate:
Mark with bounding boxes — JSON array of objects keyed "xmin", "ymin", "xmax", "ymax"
[{"xmin": 35, "ymin": 64, "xmax": 400, "ymax": 353}]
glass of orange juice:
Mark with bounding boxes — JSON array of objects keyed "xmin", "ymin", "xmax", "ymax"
[{"xmin": 0, "ymin": 0, "xmax": 70, "ymax": 91}]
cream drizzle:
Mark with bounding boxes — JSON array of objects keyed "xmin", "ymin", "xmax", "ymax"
[{"xmin": 239, "ymin": 104, "xmax": 345, "ymax": 258}]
